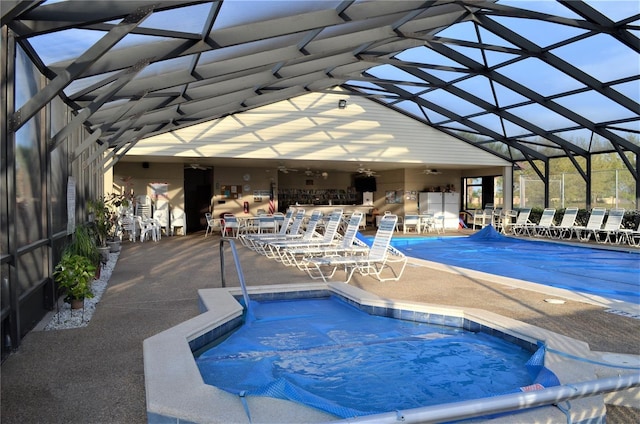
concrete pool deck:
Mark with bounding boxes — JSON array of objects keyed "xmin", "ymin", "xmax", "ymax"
[{"xmin": 1, "ymin": 229, "xmax": 639, "ymax": 423}]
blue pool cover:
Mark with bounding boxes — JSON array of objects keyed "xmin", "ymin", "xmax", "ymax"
[
  {"xmin": 196, "ymin": 296, "xmax": 558, "ymax": 419},
  {"xmin": 375, "ymin": 226, "xmax": 640, "ymax": 305}
]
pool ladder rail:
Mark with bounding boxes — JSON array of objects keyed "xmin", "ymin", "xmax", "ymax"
[{"xmin": 219, "ymin": 238, "xmax": 252, "ymax": 318}]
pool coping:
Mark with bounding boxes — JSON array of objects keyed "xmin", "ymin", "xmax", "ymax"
[{"xmin": 143, "ymin": 283, "xmax": 638, "ymax": 424}]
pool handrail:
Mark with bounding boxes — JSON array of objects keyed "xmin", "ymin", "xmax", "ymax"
[{"xmin": 342, "ymin": 373, "xmax": 640, "ymax": 424}]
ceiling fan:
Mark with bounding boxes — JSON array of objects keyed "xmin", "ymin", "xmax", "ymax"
[
  {"xmin": 420, "ymin": 168, "xmax": 442, "ymax": 175},
  {"xmin": 277, "ymin": 164, "xmax": 298, "ymax": 174},
  {"xmin": 185, "ymin": 163, "xmax": 211, "ymax": 170},
  {"xmin": 356, "ymin": 164, "xmax": 377, "ymax": 177}
]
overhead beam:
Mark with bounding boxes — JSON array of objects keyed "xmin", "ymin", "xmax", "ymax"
[
  {"xmin": 0, "ymin": 0, "xmax": 41, "ymax": 27},
  {"xmin": 557, "ymin": 0, "xmax": 640, "ymax": 53},
  {"xmin": 8, "ymin": 4, "xmax": 154, "ymax": 133},
  {"xmin": 49, "ymin": 58, "xmax": 151, "ymax": 152},
  {"xmin": 9, "ymin": 1, "xmax": 207, "ymax": 37}
]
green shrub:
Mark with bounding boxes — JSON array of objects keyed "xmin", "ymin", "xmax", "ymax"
[{"xmin": 54, "ymin": 253, "xmax": 96, "ymax": 303}]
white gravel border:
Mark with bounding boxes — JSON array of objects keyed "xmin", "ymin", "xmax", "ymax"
[{"xmin": 42, "ymin": 251, "xmax": 119, "ymax": 331}]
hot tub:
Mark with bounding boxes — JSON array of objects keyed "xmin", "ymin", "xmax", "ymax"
[{"xmin": 143, "ymin": 283, "xmax": 635, "ymax": 423}]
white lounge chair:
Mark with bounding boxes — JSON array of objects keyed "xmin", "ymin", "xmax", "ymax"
[
  {"xmin": 572, "ymin": 207, "xmax": 607, "ymax": 242},
  {"xmin": 302, "ymin": 214, "xmax": 407, "ymax": 284},
  {"xmin": 472, "ymin": 207, "xmax": 494, "ymax": 229},
  {"xmin": 281, "ymin": 212, "xmax": 366, "ymax": 269},
  {"xmin": 549, "ymin": 207, "xmax": 579, "ymax": 239},
  {"xmin": 615, "ymin": 219, "xmax": 640, "ymax": 247},
  {"xmin": 595, "ymin": 208, "xmax": 625, "ymax": 244},
  {"xmin": 254, "ymin": 210, "xmax": 323, "ymax": 257},
  {"xmin": 263, "ymin": 210, "xmax": 343, "ymax": 262},
  {"xmin": 240, "ymin": 208, "xmax": 301, "ymax": 249},
  {"xmin": 510, "ymin": 208, "xmax": 533, "ymax": 235},
  {"xmin": 532, "ymin": 208, "xmax": 556, "ymax": 237}
]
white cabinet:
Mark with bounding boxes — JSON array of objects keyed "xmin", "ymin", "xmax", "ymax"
[{"xmin": 418, "ymin": 192, "xmax": 460, "ymax": 230}]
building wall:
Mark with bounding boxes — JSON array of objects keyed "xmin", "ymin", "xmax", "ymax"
[
  {"xmin": 113, "ymin": 162, "xmax": 185, "ymax": 212},
  {"xmin": 126, "ymin": 90, "xmax": 510, "ymax": 168}
]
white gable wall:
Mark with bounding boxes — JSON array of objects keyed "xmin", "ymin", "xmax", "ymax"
[{"xmin": 127, "ymin": 90, "xmax": 510, "ymax": 168}]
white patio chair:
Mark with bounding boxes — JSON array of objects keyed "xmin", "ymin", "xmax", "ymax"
[
  {"xmin": 302, "ymin": 214, "xmax": 407, "ymax": 284},
  {"xmin": 403, "ymin": 214, "xmax": 420, "ymax": 234},
  {"xmin": 283, "ymin": 212, "xmax": 367, "ymax": 269},
  {"xmin": 549, "ymin": 207, "xmax": 579, "ymax": 239},
  {"xmin": 265, "ymin": 210, "xmax": 344, "ymax": 263},
  {"xmin": 572, "ymin": 208, "xmax": 607, "ymax": 241},
  {"xmin": 137, "ymin": 216, "xmax": 160, "ymax": 242},
  {"xmin": 240, "ymin": 208, "xmax": 301, "ymax": 249},
  {"xmin": 595, "ymin": 208, "xmax": 626, "ymax": 244},
  {"xmin": 510, "ymin": 208, "xmax": 533, "ymax": 235},
  {"xmin": 255, "ymin": 210, "xmax": 324, "ymax": 258},
  {"xmin": 532, "ymin": 208, "xmax": 556, "ymax": 237},
  {"xmin": 615, "ymin": 219, "xmax": 640, "ymax": 247},
  {"xmin": 222, "ymin": 214, "xmax": 241, "ymax": 238},
  {"xmin": 472, "ymin": 208, "xmax": 493, "ymax": 229},
  {"xmin": 153, "ymin": 208, "xmax": 169, "ymax": 237},
  {"xmin": 257, "ymin": 214, "xmax": 277, "ymax": 234},
  {"xmin": 204, "ymin": 213, "xmax": 219, "ymax": 238},
  {"xmin": 170, "ymin": 207, "xmax": 186, "ymax": 236},
  {"xmin": 117, "ymin": 213, "xmax": 138, "ymax": 242}
]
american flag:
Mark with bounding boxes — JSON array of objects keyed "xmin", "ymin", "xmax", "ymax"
[{"xmin": 268, "ymin": 184, "xmax": 275, "ymax": 214}]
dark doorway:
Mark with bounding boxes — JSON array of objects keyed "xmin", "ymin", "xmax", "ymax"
[
  {"xmin": 184, "ymin": 168, "xmax": 212, "ymax": 233},
  {"xmin": 482, "ymin": 177, "xmax": 495, "ymax": 208}
]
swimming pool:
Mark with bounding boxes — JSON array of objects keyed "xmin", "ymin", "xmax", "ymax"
[
  {"xmin": 143, "ymin": 283, "xmax": 632, "ymax": 424},
  {"xmin": 377, "ymin": 226, "xmax": 640, "ymax": 306},
  {"xmin": 195, "ymin": 296, "xmax": 554, "ymax": 419}
]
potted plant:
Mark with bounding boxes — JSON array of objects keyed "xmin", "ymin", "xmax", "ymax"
[
  {"xmin": 54, "ymin": 253, "xmax": 96, "ymax": 309},
  {"xmin": 64, "ymin": 223, "xmax": 101, "ymax": 269},
  {"xmin": 104, "ymin": 192, "xmax": 132, "ymax": 251},
  {"xmin": 87, "ymin": 197, "xmax": 111, "ymax": 262}
]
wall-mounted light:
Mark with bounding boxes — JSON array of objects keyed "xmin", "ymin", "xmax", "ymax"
[{"xmin": 338, "ymin": 99, "xmax": 347, "ymax": 109}]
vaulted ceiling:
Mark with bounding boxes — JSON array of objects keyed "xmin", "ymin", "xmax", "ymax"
[{"xmin": 4, "ymin": 0, "xmax": 639, "ymax": 174}]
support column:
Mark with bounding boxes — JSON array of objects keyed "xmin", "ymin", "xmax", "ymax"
[{"xmin": 503, "ymin": 166, "xmax": 513, "ymax": 210}]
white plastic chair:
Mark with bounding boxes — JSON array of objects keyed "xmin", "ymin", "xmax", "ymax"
[
  {"xmin": 222, "ymin": 214, "xmax": 240, "ymax": 238},
  {"xmin": 257, "ymin": 215, "xmax": 277, "ymax": 234},
  {"xmin": 137, "ymin": 216, "xmax": 160, "ymax": 242},
  {"xmin": 118, "ymin": 213, "xmax": 138, "ymax": 242},
  {"xmin": 403, "ymin": 214, "xmax": 420, "ymax": 234},
  {"xmin": 171, "ymin": 207, "xmax": 186, "ymax": 236},
  {"xmin": 209, "ymin": 212, "xmax": 222, "ymax": 237},
  {"xmin": 153, "ymin": 208, "xmax": 169, "ymax": 237}
]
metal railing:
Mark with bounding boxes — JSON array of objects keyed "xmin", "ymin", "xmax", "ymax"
[{"xmin": 219, "ymin": 238, "xmax": 252, "ymax": 317}]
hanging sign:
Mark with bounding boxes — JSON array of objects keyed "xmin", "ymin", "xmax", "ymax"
[{"xmin": 67, "ymin": 176, "xmax": 76, "ymax": 234}]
